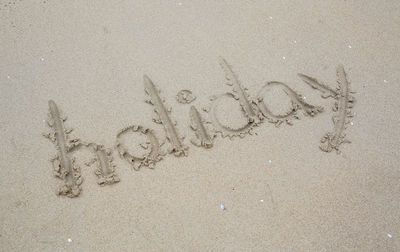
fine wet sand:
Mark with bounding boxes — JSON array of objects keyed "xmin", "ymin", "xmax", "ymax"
[{"xmin": 1, "ymin": 1, "xmax": 400, "ymax": 251}]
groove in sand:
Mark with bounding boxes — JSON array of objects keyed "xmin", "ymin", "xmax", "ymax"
[
  {"xmin": 320, "ymin": 65, "xmax": 356, "ymax": 153},
  {"xmin": 256, "ymin": 81, "xmax": 324, "ymax": 127},
  {"xmin": 85, "ymin": 143, "xmax": 120, "ymax": 186},
  {"xmin": 298, "ymin": 73, "xmax": 338, "ymax": 99},
  {"xmin": 43, "ymin": 100, "xmax": 82, "ymax": 197},
  {"xmin": 144, "ymin": 75, "xmax": 188, "ymax": 156},
  {"xmin": 116, "ymin": 125, "xmax": 165, "ymax": 170},
  {"xmin": 206, "ymin": 93, "xmax": 255, "ymax": 139},
  {"xmin": 219, "ymin": 57, "xmax": 262, "ymax": 124},
  {"xmin": 189, "ymin": 105, "xmax": 215, "ymax": 148}
]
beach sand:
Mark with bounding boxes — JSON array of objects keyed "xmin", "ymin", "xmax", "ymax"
[{"xmin": 1, "ymin": 0, "xmax": 399, "ymax": 250}]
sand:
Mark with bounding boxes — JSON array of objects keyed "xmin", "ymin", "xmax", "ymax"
[{"xmin": 1, "ymin": 0, "xmax": 400, "ymax": 251}]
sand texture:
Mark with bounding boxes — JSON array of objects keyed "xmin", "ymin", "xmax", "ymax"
[{"xmin": 1, "ymin": 0, "xmax": 400, "ymax": 251}]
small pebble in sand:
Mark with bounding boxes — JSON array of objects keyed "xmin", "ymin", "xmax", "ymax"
[
  {"xmin": 293, "ymin": 40, "xmax": 297, "ymax": 44},
  {"xmin": 177, "ymin": 2, "xmax": 182, "ymax": 6},
  {"xmin": 220, "ymin": 204, "xmax": 226, "ymax": 210},
  {"xmin": 268, "ymin": 160, "xmax": 272, "ymax": 164},
  {"xmin": 348, "ymin": 45, "xmax": 352, "ymax": 48},
  {"xmin": 282, "ymin": 56, "xmax": 286, "ymax": 60},
  {"xmin": 350, "ymin": 122, "xmax": 354, "ymax": 126},
  {"xmin": 387, "ymin": 233, "xmax": 392, "ymax": 238},
  {"xmin": 260, "ymin": 200, "xmax": 264, "ymax": 202},
  {"xmin": 67, "ymin": 238, "xmax": 72, "ymax": 243},
  {"xmin": 7, "ymin": 75, "xmax": 11, "ymax": 79},
  {"xmin": 269, "ymin": 16, "xmax": 273, "ymax": 20},
  {"xmin": 40, "ymin": 57, "xmax": 45, "ymax": 62},
  {"xmin": 384, "ymin": 80, "xmax": 388, "ymax": 83}
]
